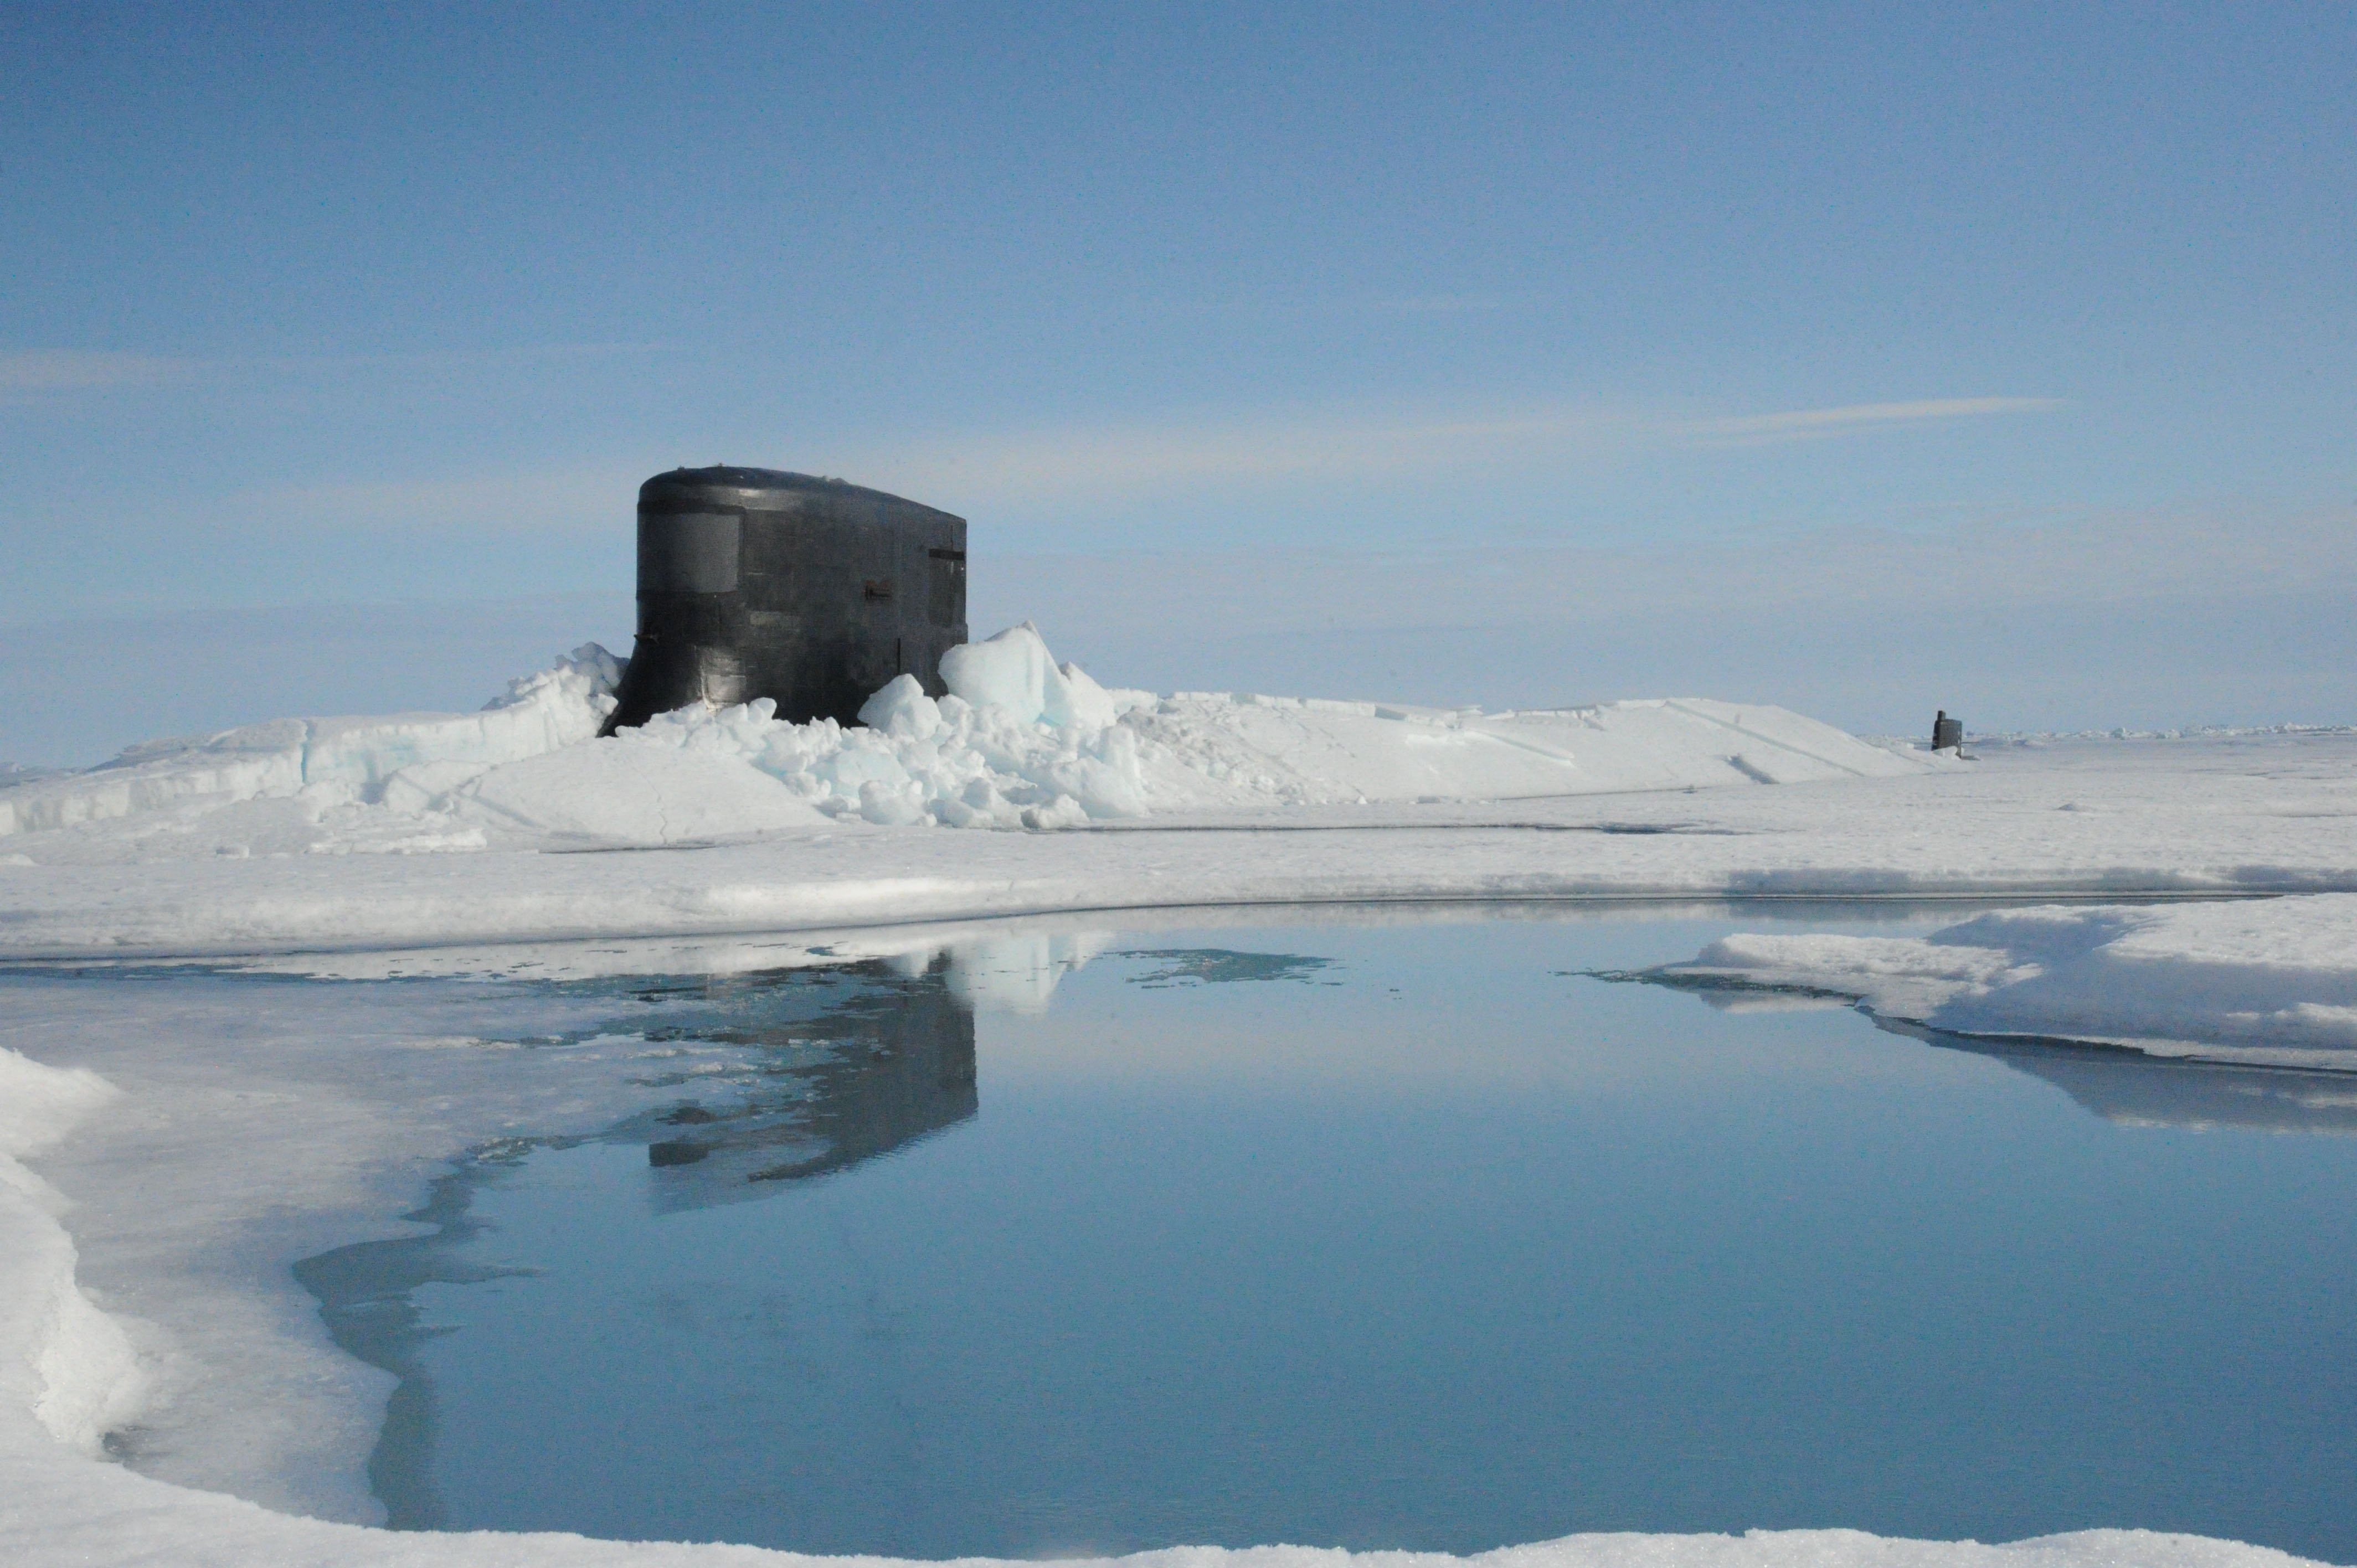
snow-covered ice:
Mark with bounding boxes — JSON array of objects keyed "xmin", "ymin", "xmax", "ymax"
[
  {"xmin": 0, "ymin": 644, "xmax": 627, "ymax": 839},
  {"xmin": 0, "ymin": 624, "xmax": 1922, "ymax": 853},
  {"xmin": 4, "ymin": 627, "xmax": 2355, "ymax": 1567},
  {"xmin": 1, "ymin": 711, "xmax": 2351, "ymax": 962},
  {"xmin": 1654, "ymin": 896, "xmax": 2357, "ymax": 1070}
]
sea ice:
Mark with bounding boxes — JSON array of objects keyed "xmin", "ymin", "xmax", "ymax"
[
  {"xmin": 4, "ymin": 630, "xmax": 2357, "ymax": 1565},
  {"xmin": 0, "ymin": 626, "xmax": 1924, "ymax": 857},
  {"xmin": 0, "ymin": 644, "xmax": 622, "ymax": 838},
  {"xmin": 1656, "ymin": 896, "xmax": 2357, "ymax": 1069}
]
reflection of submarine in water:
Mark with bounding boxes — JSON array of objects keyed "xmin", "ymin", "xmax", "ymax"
[
  {"xmin": 638, "ymin": 962, "xmax": 977, "ymax": 1213},
  {"xmin": 619, "ymin": 929, "xmax": 1119, "ymax": 1214}
]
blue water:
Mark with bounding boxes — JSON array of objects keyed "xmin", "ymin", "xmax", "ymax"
[{"xmin": 308, "ymin": 910, "xmax": 2357, "ymax": 1562}]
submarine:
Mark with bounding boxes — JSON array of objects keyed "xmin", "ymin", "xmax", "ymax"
[{"xmin": 603, "ymin": 466, "xmax": 968, "ymax": 734}]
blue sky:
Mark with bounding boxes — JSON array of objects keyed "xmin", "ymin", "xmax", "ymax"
[{"xmin": 4, "ymin": 3, "xmax": 2353, "ymax": 760}]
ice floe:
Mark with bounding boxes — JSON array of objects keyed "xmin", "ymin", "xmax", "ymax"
[{"xmin": 1656, "ymin": 896, "xmax": 2357, "ymax": 1070}]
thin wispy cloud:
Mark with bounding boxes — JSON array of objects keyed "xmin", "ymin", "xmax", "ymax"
[
  {"xmin": 876, "ymin": 404, "xmax": 1634, "ymax": 499},
  {"xmin": 874, "ymin": 394, "xmax": 2068, "ymax": 504},
  {"xmin": 243, "ymin": 342, "xmax": 676, "ymax": 375},
  {"xmin": 249, "ymin": 466, "xmax": 647, "ymax": 533},
  {"xmin": 227, "ymin": 394, "xmax": 2070, "ymax": 536},
  {"xmin": 0, "ymin": 349, "xmax": 195, "ymax": 399},
  {"xmin": 0, "ymin": 342, "xmax": 674, "ymax": 408},
  {"xmin": 1678, "ymin": 396, "xmax": 2067, "ymax": 447},
  {"xmin": 981, "ymin": 499, "xmax": 2357, "ymax": 644},
  {"xmin": 1356, "ymin": 293, "xmax": 1516, "ymax": 315}
]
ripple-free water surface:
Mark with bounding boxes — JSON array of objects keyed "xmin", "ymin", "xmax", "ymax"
[{"xmin": 307, "ymin": 910, "xmax": 2357, "ymax": 1561}]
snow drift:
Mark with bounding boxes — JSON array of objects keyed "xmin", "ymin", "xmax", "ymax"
[{"xmin": 0, "ymin": 646, "xmax": 625, "ymax": 838}]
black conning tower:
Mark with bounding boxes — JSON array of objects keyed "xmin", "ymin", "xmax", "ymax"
[{"xmin": 603, "ymin": 466, "xmax": 967, "ymax": 733}]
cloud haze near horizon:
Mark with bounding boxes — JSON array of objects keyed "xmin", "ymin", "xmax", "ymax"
[{"xmin": 6, "ymin": 498, "xmax": 2346, "ymax": 767}]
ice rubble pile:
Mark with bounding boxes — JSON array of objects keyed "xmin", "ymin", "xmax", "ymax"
[
  {"xmin": 1660, "ymin": 896, "xmax": 2357, "ymax": 1068},
  {"xmin": 631, "ymin": 623, "xmax": 1157, "ymax": 829},
  {"xmin": 0, "ymin": 628, "xmax": 1151, "ymax": 840},
  {"xmin": 1, "ymin": 622, "xmax": 1928, "ymax": 853}
]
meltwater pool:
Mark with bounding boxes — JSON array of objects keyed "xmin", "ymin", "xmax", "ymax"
[{"xmin": 288, "ymin": 907, "xmax": 2357, "ymax": 1562}]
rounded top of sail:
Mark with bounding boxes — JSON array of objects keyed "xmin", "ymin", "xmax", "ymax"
[{"xmin": 639, "ymin": 466, "xmax": 959, "ymax": 520}]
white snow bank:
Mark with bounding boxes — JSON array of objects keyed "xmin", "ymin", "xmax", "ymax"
[
  {"xmin": 0, "ymin": 644, "xmax": 622, "ymax": 838},
  {"xmin": 0, "ymin": 1050, "xmax": 146, "ymax": 1463},
  {"xmin": 5, "ymin": 729, "xmax": 2356, "ymax": 960},
  {"xmin": 0, "ymin": 623, "xmax": 1927, "ymax": 857},
  {"xmin": 458, "ymin": 737, "xmax": 830, "ymax": 842},
  {"xmin": 1659, "ymin": 895, "xmax": 2357, "ymax": 1069},
  {"xmin": 617, "ymin": 654, "xmax": 1915, "ymax": 833}
]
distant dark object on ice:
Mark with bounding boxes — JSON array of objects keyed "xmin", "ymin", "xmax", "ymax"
[
  {"xmin": 1932, "ymin": 710, "xmax": 1964, "ymax": 752},
  {"xmin": 603, "ymin": 466, "xmax": 968, "ymax": 734}
]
